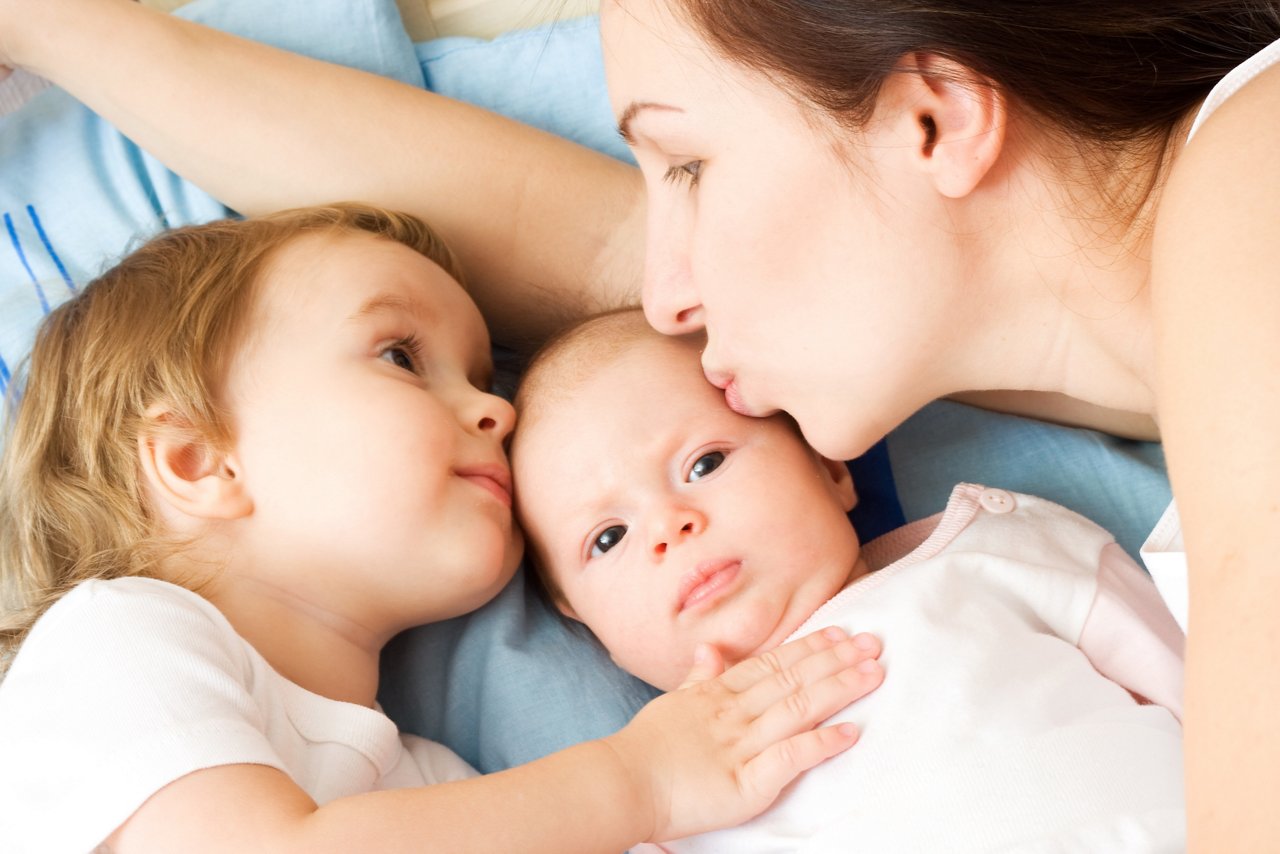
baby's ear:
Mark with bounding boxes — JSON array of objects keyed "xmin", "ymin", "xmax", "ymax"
[
  {"xmin": 137, "ymin": 406, "xmax": 253, "ymax": 522},
  {"xmin": 819, "ymin": 456, "xmax": 858, "ymax": 513}
]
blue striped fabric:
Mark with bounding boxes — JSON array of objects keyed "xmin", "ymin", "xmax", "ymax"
[{"xmin": 0, "ymin": 0, "xmax": 425, "ymax": 414}]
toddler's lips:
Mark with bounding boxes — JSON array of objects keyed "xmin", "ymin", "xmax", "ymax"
[
  {"xmin": 677, "ymin": 559, "xmax": 742, "ymax": 613},
  {"xmin": 457, "ymin": 466, "xmax": 513, "ymax": 508}
]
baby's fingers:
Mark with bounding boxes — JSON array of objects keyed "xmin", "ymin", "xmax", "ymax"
[{"xmin": 741, "ymin": 722, "xmax": 862, "ymax": 803}]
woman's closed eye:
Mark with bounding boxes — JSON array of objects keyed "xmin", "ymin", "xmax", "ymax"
[
  {"xmin": 589, "ymin": 524, "xmax": 628, "ymax": 559},
  {"xmin": 663, "ymin": 160, "xmax": 702, "ymax": 187},
  {"xmin": 378, "ymin": 334, "xmax": 424, "ymax": 374},
  {"xmin": 688, "ymin": 451, "xmax": 725, "ymax": 481}
]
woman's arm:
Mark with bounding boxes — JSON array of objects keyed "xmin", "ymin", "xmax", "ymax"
[
  {"xmin": 1151, "ymin": 60, "xmax": 1280, "ymax": 849},
  {"xmin": 0, "ymin": 0, "xmax": 644, "ymax": 347},
  {"xmin": 105, "ymin": 631, "xmax": 883, "ymax": 852}
]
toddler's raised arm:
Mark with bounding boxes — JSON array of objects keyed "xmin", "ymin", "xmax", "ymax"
[
  {"xmin": 0, "ymin": 0, "xmax": 644, "ymax": 347},
  {"xmin": 104, "ymin": 628, "xmax": 882, "ymax": 851}
]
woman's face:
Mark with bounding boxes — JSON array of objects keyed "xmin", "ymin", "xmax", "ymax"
[{"xmin": 600, "ymin": 0, "xmax": 967, "ymax": 460}]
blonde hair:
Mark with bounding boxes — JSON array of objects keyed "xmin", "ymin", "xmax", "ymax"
[{"xmin": 0, "ymin": 203, "xmax": 462, "ymax": 672}]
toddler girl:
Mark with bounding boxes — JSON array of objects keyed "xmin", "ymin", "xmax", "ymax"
[{"xmin": 0, "ymin": 205, "xmax": 883, "ymax": 852}]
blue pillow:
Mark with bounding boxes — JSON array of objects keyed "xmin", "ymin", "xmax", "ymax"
[
  {"xmin": 416, "ymin": 16, "xmax": 633, "ymax": 166},
  {"xmin": 0, "ymin": 0, "xmax": 422, "ymax": 399}
]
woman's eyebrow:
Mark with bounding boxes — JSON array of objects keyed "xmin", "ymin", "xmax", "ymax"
[{"xmin": 617, "ymin": 101, "xmax": 684, "ymax": 144}]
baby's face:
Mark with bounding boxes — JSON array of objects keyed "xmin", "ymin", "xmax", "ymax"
[
  {"xmin": 514, "ymin": 334, "xmax": 861, "ymax": 690},
  {"xmin": 220, "ymin": 231, "xmax": 522, "ymax": 632}
]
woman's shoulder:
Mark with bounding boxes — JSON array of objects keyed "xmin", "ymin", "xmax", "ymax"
[
  {"xmin": 1167, "ymin": 45, "xmax": 1280, "ymax": 198},
  {"xmin": 1157, "ymin": 52, "xmax": 1280, "ymax": 268},
  {"xmin": 1185, "ymin": 39, "xmax": 1280, "ymax": 143}
]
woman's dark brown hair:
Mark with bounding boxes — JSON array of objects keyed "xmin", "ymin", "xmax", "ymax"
[{"xmin": 676, "ymin": 0, "xmax": 1280, "ymax": 148}]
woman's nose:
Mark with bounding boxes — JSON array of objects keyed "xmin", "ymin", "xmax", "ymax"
[{"xmin": 641, "ymin": 200, "xmax": 705, "ymax": 336}]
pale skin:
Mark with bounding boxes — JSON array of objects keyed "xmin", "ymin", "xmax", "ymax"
[
  {"xmin": 103, "ymin": 229, "xmax": 886, "ymax": 852},
  {"xmin": 2, "ymin": 0, "xmax": 1278, "ymax": 842}
]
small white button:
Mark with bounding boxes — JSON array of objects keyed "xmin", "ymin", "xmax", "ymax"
[{"xmin": 979, "ymin": 488, "xmax": 1016, "ymax": 514}]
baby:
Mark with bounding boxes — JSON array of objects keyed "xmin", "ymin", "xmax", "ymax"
[
  {"xmin": 511, "ymin": 309, "xmax": 1188, "ymax": 852},
  {"xmin": 0, "ymin": 206, "xmax": 884, "ymax": 852}
]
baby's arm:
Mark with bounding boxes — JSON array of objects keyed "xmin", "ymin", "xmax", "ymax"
[
  {"xmin": 106, "ymin": 629, "xmax": 883, "ymax": 852},
  {"xmin": 0, "ymin": 0, "xmax": 643, "ymax": 347}
]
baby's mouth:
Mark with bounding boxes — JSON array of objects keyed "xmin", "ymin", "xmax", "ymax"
[{"xmin": 676, "ymin": 559, "xmax": 742, "ymax": 613}]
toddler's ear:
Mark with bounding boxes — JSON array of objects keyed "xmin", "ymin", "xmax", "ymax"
[
  {"xmin": 820, "ymin": 456, "xmax": 858, "ymax": 513},
  {"xmin": 137, "ymin": 407, "xmax": 253, "ymax": 522}
]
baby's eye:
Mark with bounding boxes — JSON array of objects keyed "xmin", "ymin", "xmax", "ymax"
[
  {"xmin": 590, "ymin": 524, "xmax": 628, "ymax": 558},
  {"xmin": 688, "ymin": 451, "xmax": 725, "ymax": 481}
]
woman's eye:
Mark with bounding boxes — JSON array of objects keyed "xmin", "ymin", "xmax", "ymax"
[
  {"xmin": 689, "ymin": 451, "xmax": 725, "ymax": 481},
  {"xmin": 589, "ymin": 525, "xmax": 628, "ymax": 558},
  {"xmin": 662, "ymin": 160, "xmax": 702, "ymax": 187}
]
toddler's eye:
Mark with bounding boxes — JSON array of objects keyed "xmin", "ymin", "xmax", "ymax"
[
  {"xmin": 590, "ymin": 525, "xmax": 628, "ymax": 558},
  {"xmin": 379, "ymin": 336, "xmax": 422, "ymax": 374},
  {"xmin": 689, "ymin": 451, "xmax": 725, "ymax": 481}
]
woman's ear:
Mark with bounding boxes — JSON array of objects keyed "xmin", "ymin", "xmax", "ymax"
[
  {"xmin": 820, "ymin": 456, "xmax": 858, "ymax": 513},
  {"xmin": 886, "ymin": 52, "xmax": 1006, "ymax": 199},
  {"xmin": 137, "ymin": 409, "xmax": 253, "ymax": 522}
]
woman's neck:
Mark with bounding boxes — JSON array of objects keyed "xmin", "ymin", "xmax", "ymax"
[{"xmin": 951, "ymin": 120, "xmax": 1189, "ymax": 416}]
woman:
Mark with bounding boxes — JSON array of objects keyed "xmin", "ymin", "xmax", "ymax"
[
  {"xmin": 3, "ymin": 0, "xmax": 1277, "ymax": 843},
  {"xmin": 599, "ymin": 2, "xmax": 1280, "ymax": 846}
]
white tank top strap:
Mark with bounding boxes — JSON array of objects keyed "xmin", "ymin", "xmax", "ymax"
[{"xmin": 1187, "ymin": 36, "xmax": 1280, "ymax": 141}]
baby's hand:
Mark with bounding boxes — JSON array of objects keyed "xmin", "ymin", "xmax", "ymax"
[{"xmin": 605, "ymin": 628, "xmax": 883, "ymax": 843}]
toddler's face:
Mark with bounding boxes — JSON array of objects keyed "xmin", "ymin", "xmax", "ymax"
[
  {"xmin": 514, "ymin": 334, "xmax": 861, "ymax": 690},
  {"xmin": 221, "ymin": 231, "xmax": 522, "ymax": 632}
]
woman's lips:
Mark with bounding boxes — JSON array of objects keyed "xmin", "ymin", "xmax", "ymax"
[
  {"xmin": 704, "ymin": 369, "xmax": 753, "ymax": 417},
  {"xmin": 722, "ymin": 380, "xmax": 752, "ymax": 416},
  {"xmin": 677, "ymin": 559, "xmax": 742, "ymax": 613}
]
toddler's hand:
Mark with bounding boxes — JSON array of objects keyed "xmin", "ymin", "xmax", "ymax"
[{"xmin": 605, "ymin": 628, "xmax": 883, "ymax": 842}]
